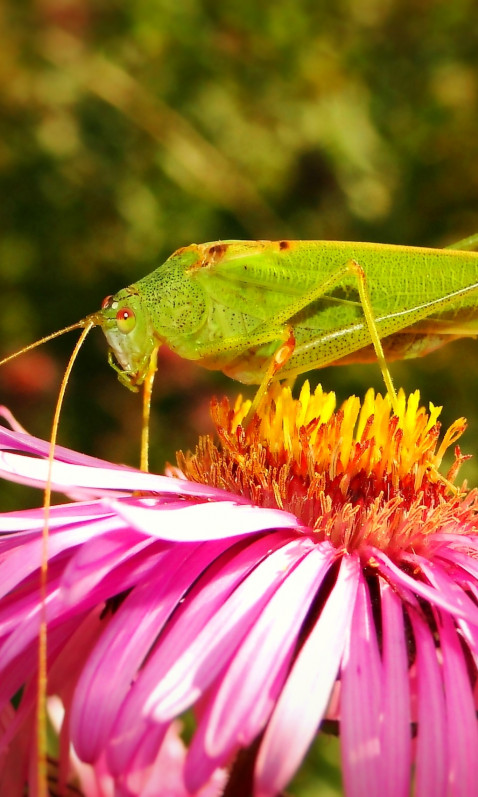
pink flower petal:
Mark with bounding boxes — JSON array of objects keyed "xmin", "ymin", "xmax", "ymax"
[
  {"xmin": 340, "ymin": 570, "xmax": 383, "ymax": 797},
  {"xmin": 437, "ymin": 611, "xmax": 478, "ymax": 796},
  {"xmin": 378, "ymin": 580, "xmax": 411, "ymax": 797},
  {"xmin": 412, "ymin": 554, "xmax": 478, "ymax": 622},
  {"xmin": 254, "ymin": 554, "xmax": 360, "ymax": 797},
  {"xmin": 184, "ymin": 544, "xmax": 337, "ymax": 790},
  {"xmin": 147, "ymin": 537, "xmax": 312, "ymax": 720},
  {"xmin": 370, "ymin": 548, "xmax": 478, "ymax": 624},
  {"xmin": 409, "ymin": 608, "xmax": 448, "ymax": 796},
  {"xmin": 207, "ymin": 544, "xmax": 337, "ymax": 754},
  {"xmin": 433, "ymin": 544, "xmax": 478, "ymax": 583},
  {"xmin": 71, "ymin": 540, "xmax": 233, "ymax": 761},
  {"xmin": 108, "ymin": 497, "xmax": 302, "ymax": 541},
  {"xmin": 0, "ymin": 501, "xmax": 113, "ymax": 535},
  {"xmin": 58, "ymin": 533, "xmax": 161, "ymax": 605},
  {"xmin": 0, "ymin": 517, "xmax": 123, "ymax": 600},
  {"xmin": 0, "ymin": 449, "xmax": 251, "ymax": 502},
  {"xmin": 105, "ymin": 531, "xmax": 303, "ymax": 773}
]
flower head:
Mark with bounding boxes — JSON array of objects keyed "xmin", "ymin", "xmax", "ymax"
[{"xmin": 0, "ymin": 384, "xmax": 477, "ymax": 797}]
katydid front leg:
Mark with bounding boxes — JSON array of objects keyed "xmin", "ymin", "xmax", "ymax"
[
  {"xmin": 195, "ymin": 321, "xmax": 298, "ymax": 421},
  {"xmin": 244, "ymin": 327, "xmax": 296, "ymax": 425}
]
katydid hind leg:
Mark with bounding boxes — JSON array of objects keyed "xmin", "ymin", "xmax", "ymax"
[
  {"xmin": 346, "ymin": 259, "xmax": 398, "ymax": 410},
  {"xmin": 275, "ymin": 271, "xmax": 478, "ymax": 389},
  {"xmin": 197, "ymin": 258, "xmax": 399, "ymax": 411},
  {"xmin": 193, "ymin": 260, "xmax": 369, "ymax": 366},
  {"xmin": 253, "ymin": 256, "xmax": 478, "ymax": 405}
]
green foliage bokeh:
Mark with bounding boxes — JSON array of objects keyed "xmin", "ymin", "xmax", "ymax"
[{"xmin": 2, "ymin": 2, "xmax": 478, "ymax": 788}]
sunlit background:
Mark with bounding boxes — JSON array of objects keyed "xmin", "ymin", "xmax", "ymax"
[{"xmin": 2, "ymin": 0, "xmax": 478, "ymax": 792}]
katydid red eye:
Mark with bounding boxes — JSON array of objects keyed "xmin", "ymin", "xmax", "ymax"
[
  {"xmin": 116, "ymin": 307, "xmax": 136, "ymax": 333},
  {"xmin": 101, "ymin": 295, "xmax": 113, "ymax": 309}
]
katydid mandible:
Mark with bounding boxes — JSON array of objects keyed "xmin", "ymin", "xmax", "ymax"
[{"xmin": 4, "ymin": 234, "xmax": 478, "ymax": 465}]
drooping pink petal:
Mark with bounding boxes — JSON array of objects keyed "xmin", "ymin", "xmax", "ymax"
[
  {"xmin": 207, "ymin": 544, "xmax": 337, "ymax": 753},
  {"xmin": 370, "ymin": 548, "xmax": 478, "ymax": 624},
  {"xmin": 410, "ymin": 607, "xmax": 448, "ymax": 797},
  {"xmin": 437, "ymin": 610, "xmax": 478, "ymax": 796},
  {"xmin": 0, "ymin": 513, "xmax": 125, "ymax": 599},
  {"xmin": 412, "ymin": 554, "xmax": 478, "ymax": 622},
  {"xmin": 47, "ymin": 612, "xmax": 108, "ymax": 782},
  {"xmin": 115, "ymin": 721, "xmax": 226, "ymax": 797},
  {"xmin": 145, "ymin": 536, "xmax": 313, "ymax": 720},
  {"xmin": 0, "ymin": 702, "xmax": 33, "ymax": 795},
  {"xmin": 254, "ymin": 554, "xmax": 360, "ymax": 797},
  {"xmin": 0, "ymin": 422, "xmax": 253, "ymax": 502},
  {"xmin": 184, "ymin": 543, "xmax": 337, "ymax": 791},
  {"xmin": 104, "ymin": 531, "xmax": 304, "ymax": 773},
  {"xmin": 340, "ymin": 570, "xmax": 383, "ymax": 797},
  {"xmin": 378, "ymin": 579, "xmax": 411, "ymax": 797},
  {"xmin": 433, "ymin": 542, "xmax": 478, "ymax": 584},
  {"xmin": 0, "ymin": 612, "xmax": 93, "ymax": 754},
  {"xmin": 58, "ymin": 531, "xmax": 164, "ymax": 605},
  {"xmin": 0, "ymin": 501, "xmax": 114, "ymax": 536},
  {"xmin": 71, "ymin": 539, "xmax": 233, "ymax": 762},
  {"xmin": 108, "ymin": 496, "xmax": 302, "ymax": 541}
]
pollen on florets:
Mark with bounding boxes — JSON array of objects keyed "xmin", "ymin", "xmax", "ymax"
[{"xmin": 176, "ymin": 382, "xmax": 478, "ymax": 556}]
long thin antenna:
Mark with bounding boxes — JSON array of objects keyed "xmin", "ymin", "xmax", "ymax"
[
  {"xmin": 36, "ymin": 319, "xmax": 95, "ymax": 797},
  {"xmin": 0, "ymin": 319, "xmax": 89, "ymax": 368}
]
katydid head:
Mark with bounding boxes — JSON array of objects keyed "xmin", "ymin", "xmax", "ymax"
[
  {"xmin": 94, "ymin": 252, "xmax": 210, "ymax": 391},
  {"xmin": 93, "ymin": 288, "xmax": 158, "ymax": 392}
]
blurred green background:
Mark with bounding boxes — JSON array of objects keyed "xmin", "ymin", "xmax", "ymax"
[
  {"xmin": 3, "ymin": 0, "xmax": 478, "ymax": 478},
  {"xmin": 2, "ymin": 0, "xmax": 478, "ymax": 793}
]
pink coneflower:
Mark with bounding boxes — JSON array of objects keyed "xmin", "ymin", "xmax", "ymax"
[{"xmin": 0, "ymin": 383, "xmax": 477, "ymax": 796}]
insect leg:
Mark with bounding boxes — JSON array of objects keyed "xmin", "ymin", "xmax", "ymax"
[
  {"xmin": 195, "ymin": 261, "xmax": 366, "ymax": 362},
  {"xmin": 346, "ymin": 259, "xmax": 398, "ymax": 410},
  {"xmin": 140, "ymin": 344, "xmax": 160, "ymax": 472},
  {"xmin": 195, "ymin": 324, "xmax": 299, "ymax": 425},
  {"xmin": 241, "ymin": 259, "xmax": 397, "ymax": 411},
  {"xmin": 244, "ymin": 327, "xmax": 296, "ymax": 423},
  {"xmin": 197, "ymin": 260, "xmax": 398, "ymax": 409}
]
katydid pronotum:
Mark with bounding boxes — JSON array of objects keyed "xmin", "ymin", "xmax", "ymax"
[{"xmin": 3, "ymin": 232, "xmax": 478, "ymax": 794}]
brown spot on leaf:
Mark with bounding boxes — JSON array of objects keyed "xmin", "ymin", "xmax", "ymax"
[{"xmin": 279, "ymin": 240, "xmax": 290, "ymax": 250}]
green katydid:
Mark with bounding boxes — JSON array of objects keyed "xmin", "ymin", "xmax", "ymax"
[
  {"xmin": 3, "ymin": 233, "xmax": 478, "ymax": 469},
  {"xmin": 4, "ymin": 231, "xmax": 478, "ymax": 796}
]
